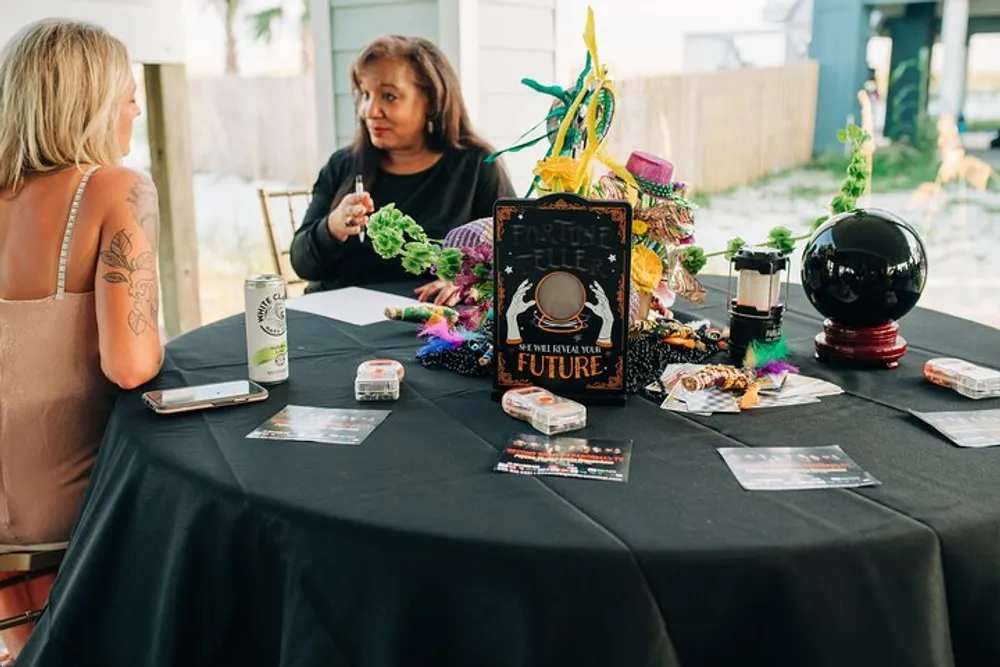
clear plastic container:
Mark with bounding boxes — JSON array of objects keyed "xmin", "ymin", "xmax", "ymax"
[
  {"xmin": 501, "ymin": 386, "xmax": 587, "ymax": 435},
  {"xmin": 923, "ymin": 357, "xmax": 1000, "ymax": 400},
  {"xmin": 355, "ymin": 359, "xmax": 404, "ymax": 401}
]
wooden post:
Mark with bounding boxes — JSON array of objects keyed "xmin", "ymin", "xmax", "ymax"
[{"xmin": 143, "ymin": 63, "xmax": 202, "ymax": 339}]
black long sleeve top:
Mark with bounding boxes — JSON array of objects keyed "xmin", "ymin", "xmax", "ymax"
[{"xmin": 289, "ymin": 145, "xmax": 515, "ymax": 293}]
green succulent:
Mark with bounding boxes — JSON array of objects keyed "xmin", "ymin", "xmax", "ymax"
[
  {"xmin": 679, "ymin": 246, "xmax": 707, "ymax": 276},
  {"xmin": 436, "ymin": 247, "xmax": 465, "ymax": 282}
]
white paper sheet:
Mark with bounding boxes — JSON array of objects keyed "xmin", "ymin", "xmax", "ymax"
[{"xmin": 287, "ymin": 287, "xmax": 425, "ymax": 326}]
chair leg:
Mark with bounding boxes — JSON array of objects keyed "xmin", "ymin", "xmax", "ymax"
[{"xmin": 0, "ymin": 608, "xmax": 43, "ymax": 633}]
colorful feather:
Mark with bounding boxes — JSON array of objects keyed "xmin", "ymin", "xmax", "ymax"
[
  {"xmin": 743, "ymin": 334, "xmax": 790, "ymax": 369},
  {"xmin": 418, "ymin": 317, "xmax": 464, "ymax": 346},
  {"xmin": 756, "ymin": 360, "xmax": 799, "ymax": 377},
  {"xmin": 416, "ymin": 316, "xmax": 484, "ymax": 358}
]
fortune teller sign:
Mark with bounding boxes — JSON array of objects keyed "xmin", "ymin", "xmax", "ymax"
[{"xmin": 492, "ymin": 194, "xmax": 632, "ymax": 404}]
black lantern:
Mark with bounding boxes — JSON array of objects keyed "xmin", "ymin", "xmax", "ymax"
[{"xmin": 727, "ymin": 247, "xmax": 789, "ymax": 365}]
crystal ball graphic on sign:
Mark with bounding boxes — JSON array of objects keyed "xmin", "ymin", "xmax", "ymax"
[
  {"xmin": 535, "ymin": 271, "xmax": 587, "ymax": 333},
  {"xmin": 800, "ymin": 208, "xmax": 928, "ymax": 368}
]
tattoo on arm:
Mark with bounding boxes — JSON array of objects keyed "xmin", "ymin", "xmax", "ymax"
[
  {"xmin": 100, "ymin": 230, "xmax": 159, "ymax": 336},
  {"xmin": 126, "ymin": 175, "xmax": 160, "ymax": 248}
]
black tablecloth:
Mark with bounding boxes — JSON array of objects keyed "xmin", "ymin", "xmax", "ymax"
[{"xmin": 18, "ymin": 277, "xmax": 1000, "ymax": 667}]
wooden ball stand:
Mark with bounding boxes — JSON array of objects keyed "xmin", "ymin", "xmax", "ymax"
[{"xmin": 814, "ymin": 319, "xmax": 907, "ymax": 369}]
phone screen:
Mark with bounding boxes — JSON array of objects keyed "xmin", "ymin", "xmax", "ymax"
[{"xmin": 149, "ymin": 381, "xmax": 265, "ymax": 409}]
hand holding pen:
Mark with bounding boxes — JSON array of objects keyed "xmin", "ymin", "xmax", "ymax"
[
  {"xmin": 355, "ymin": 175, "xmax": 367, "ymax": 243},
  {"xmin": 326, "ymin": 174, "xmax": 374, "ymax": 243}
]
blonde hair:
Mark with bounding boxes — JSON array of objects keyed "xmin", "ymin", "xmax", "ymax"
[{"xmin": 0, "ymin": 19, "xmax": 132, "ymax": 190}]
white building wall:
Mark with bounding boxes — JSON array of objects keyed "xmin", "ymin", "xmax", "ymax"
[
  {"xmin": 476, "ymin": 0, "xmax": 556, "ymax": 195},
  {"xmin": 0, "ymin": 0, "xmax": 185, "ymax": 63}
]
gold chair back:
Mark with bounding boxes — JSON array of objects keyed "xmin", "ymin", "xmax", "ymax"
[{"xmin": 257, "ymin": 188, "xmax": 312, "ymax": 291}]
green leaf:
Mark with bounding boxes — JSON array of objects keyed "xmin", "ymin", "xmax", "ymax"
[
  {"xmin": 247, "ymin": 6, "xmax": 284, "ymax": 44},
  {"xmin": 679, "ymin": 246, "xmax": 707, "ymax": 275},
  {"xmin": 401, "ymin": 216, "xmax": 427, "ymax": 242},
  {"xmin": 436, "ymin": 247, "xmax": 464, "ymax": 282},
  {"xmin": 723, "ymin": 237, "xmax": 747, "ymax": 260},
  {"xmin": 401, "ymin": 254, "xmax": 427, "ymax": 275},
  {"xmin": 845, "ymin": 182, "xmax": 866, "ymax": 198},
  {"xmin": 403, "ymin": 241, "xmax": 434, "ymax": 264},
  {"xmin": 831, "ymin": 193, "xmax": 854, "ymax": 213},
  {"xmin": 371, "ymin": 230, "xmax": 404, "ymax": 258},
  {"xmin": 767, "ymin": 227, "xmax": 797, "ymax": 255}
]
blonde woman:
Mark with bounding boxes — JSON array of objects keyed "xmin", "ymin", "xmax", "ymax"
[{"xmin": 0, "ymin": 19, "xmax": 164, "ymax": 660}]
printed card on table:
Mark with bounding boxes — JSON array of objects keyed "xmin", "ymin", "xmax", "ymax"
[
  {"xmin": 718, "ymin": 445, "xmax": 880, "ymax": 491},
  {"xmin": 246, "ymin": 405, "xmax": 390, "ymax": 446},
  {"xmin": 495, "ymin": 433, "xmax": 633, "ymax": 483},
  {"xmin": 910, "ymin": 408, "xmax": 1000, "ymax": 448}
]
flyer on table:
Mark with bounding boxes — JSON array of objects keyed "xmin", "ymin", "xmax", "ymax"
[
  {"xmin": 247, "ymin": 405, "xmax": 391, "ymax": 446},
  {"xmin": 718, "ymin": 445, "xmax": 880, "ymax": 491},
  {"xmin": 495, "ymin": 433, "xmax": 633, "ymax": 483}
]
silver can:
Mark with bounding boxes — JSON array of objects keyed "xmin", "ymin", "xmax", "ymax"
[{"xmin": 244, "ymin": 274, "xmax": 289, "ymax": 384}]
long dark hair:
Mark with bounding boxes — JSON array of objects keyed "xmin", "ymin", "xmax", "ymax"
[{"xmin": 332, "ymin": 35, "xmax": 495, "ymax": 204}]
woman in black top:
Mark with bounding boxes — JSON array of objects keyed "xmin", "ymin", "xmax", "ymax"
[{"xmin": 290, "ymin": 35, "xmax": 515, "ymax": 304}]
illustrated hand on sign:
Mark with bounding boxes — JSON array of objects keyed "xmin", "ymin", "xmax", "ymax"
[
  {"xmin": 505, "ymin": 279, "xmax": 535, "ymax": 344},
  {"xmin": 584, "ymin": 282, "xmax": 614, "ymax": 348}
]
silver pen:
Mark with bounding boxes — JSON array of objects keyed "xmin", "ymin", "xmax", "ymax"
[{"xmin": 355, "ymin": 175, "xmax": 365, "ymax": 243}]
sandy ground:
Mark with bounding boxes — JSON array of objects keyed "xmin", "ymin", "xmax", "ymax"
[{"xmin": 188, "ymin": 143, "xmax": 1000, "ymax": 333}]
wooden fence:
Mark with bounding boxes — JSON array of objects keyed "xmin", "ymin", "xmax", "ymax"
[
  {"xmin": 186, "ymin": 62, "xmax": 819, "ymax": 192},
  {"xmin": 188, "ymin": 75, "xmax": 320, "ymax": 185},
  {"xmin": 606, "ymin": 61, "xmax": 819, "ymax": 194}
]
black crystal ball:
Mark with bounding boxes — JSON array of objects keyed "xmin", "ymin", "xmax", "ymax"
[{"xmin": 800, "ymin": 208, "xmax": 928, "ymax": 327}]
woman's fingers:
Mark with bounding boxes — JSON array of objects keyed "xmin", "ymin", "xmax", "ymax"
[
  {"xmin": 434, "ymin": 285, "xmax": 461, "ymax": 306},
  {"xmin": 344, "ymin": 204, "xmax": 370, "ymax": 229},
  {"xmin": 344, "ymin": 192, "xmax": 375, "ymax": 213},
  {"xmin": 414, "ymin": 281, "xmax": 437, "ymax": 302},
  {"xmin": 414, "ymin": 280, "xmax": 460, "ymax": 306}
]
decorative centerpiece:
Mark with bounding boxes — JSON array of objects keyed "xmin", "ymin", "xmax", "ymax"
[
  {"xmin": 590, "ymin": 151, "xmax": 704, "ymax": 323},
  {"xmin": 360, "ymin": 6, "xmax": 730, "ymax": 392}
]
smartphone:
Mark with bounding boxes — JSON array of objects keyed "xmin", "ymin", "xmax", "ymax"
[{"xmin": 142, "ymin": 380, "xmax": 269, "ymax": 414}]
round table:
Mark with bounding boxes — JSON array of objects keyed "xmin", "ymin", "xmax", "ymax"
[{"xmin": 18, "ymin": 277, "xmax": 1000, "ymax": 667}]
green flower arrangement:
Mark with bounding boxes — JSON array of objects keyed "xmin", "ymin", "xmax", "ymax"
[
  {"xmin": 365, "ymin": 204, "xmax": 465, "ymax": 282},
  {"xmin": 677, "ymin": 122, "xmax": 872, "ymax": 276}
]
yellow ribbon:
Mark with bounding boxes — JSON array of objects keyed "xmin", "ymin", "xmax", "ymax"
[
  {"xmin": 577, "ymin": 9, "xmax": 638, "ymax": 197},
  {"xmin": 542, "ymin": 6, "xmax": 639, "ymax": 199}
]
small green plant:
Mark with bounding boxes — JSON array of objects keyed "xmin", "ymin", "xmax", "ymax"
[
  {"xmin": 365, "ymin": 204, "xmax": 464, "ymax": 281},
  {"xmin": 811, "ymin": 123, "xmax": 872, "ymax": 231}
]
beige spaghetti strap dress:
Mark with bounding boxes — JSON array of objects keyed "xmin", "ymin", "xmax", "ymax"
[{"xmin": 0, "ymin": 166, "xmax": 113, "ymax": 545}]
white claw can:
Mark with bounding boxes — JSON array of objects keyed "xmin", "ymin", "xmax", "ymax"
[{"xmin": 244, "ymin": 274, "xmax": 289, "ymax": 384}]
